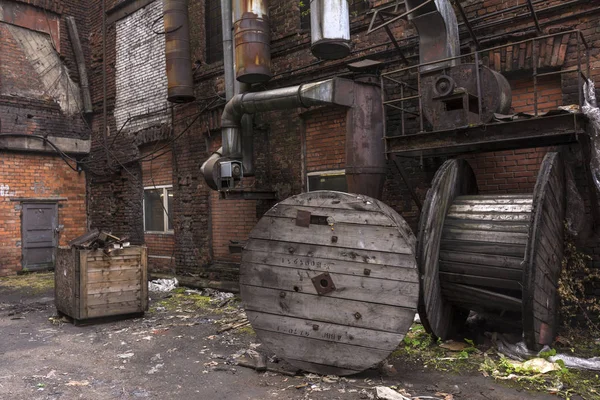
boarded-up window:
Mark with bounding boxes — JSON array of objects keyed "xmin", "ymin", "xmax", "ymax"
[{"xmin": 206, "ymin": 0, "xmax": 223, "ymax": 64}]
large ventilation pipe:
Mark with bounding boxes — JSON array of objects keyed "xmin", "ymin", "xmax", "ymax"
[
  {"xmin": 164, "ymin": 0, "xmax": 196, "ymax": 103},
  {"xmin": 310, "ymin": 0, "xmax": 351, "ymax": 60},
  {"xmin": 405, "ymin": 0, "xmax": 459, "ymax": 72},
  {"xmin": 233, "ymin": 0, "xmax": 272, "ymax": 84},
  {"xmin": 202, "ymin": 77, "xmax": 387, "ymax": 199}
]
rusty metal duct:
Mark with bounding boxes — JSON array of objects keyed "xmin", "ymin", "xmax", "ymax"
[
  {"xmin": 233, "ymin": 0, "xmax": 272, "ymax": 84},
  {"xmin": 310, "ymin": 0, "xmax": 351, "ymax": 60},
  {"xmin": 164, "ymin": 0, "xmax": 195, "ymax": 103},
  {"xmin": 405, "ymin": 0, "xmax": 459, "ymax": 72},
  {"xmin": 202, "ymin": 77, "xmax": 386, "ymax": 199}
]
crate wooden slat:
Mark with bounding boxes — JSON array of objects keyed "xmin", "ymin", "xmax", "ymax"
[{"xmin": 55, "ymin": 246, "xmax": 148, "ymax": 322}]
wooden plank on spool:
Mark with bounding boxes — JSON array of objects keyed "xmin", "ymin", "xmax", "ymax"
[
  {"xmin": 441, "ymin": 228, "xmax": 529, "ymax": 245},
  {"xmin": 244, "ymin": 238, "xmax": 414, "ymax": 268},
  {"xmin": 242, "ymin": 263, "xmax": 418, "ymax": 308},
  {"xmin": 79, "ymin": 250, "xmax": 89, "ymax": 320},
  {"xmin": 446, "ymin": 211, "xmax": 531, "ymax": 222},
  {"xmin": 443, "ymin": 219, "xmax": 530, "ymax": 233},
  {"xmin": 416, "ymin": 159, "xmax": 478, "ymax": 340},
  {"xmin": 254, "ymin": 330, "xmax": 389, "ymax": 372},
  {"xmin": 439, "ymin": 261, "xmax": 522, "ymax": 281},
  {"xmin": 246, "ymin": 311, "xmax": 404, "ymax": 351},
  {"xmin": 439, "ymin": 272, "xmax": 522, "ymax": 291},
  {"xmin": 441, "ymin": 282, "xmax": 522, "ymax": 312},
  {"xmin": 440, "ymin": 240, "xmax": 526, "ymax": 258},
  {"xmin": 267, "ymin": 204, "xmax": 397, "ymax": 227},
  {"xmin": 250, "ymin": 217, "xmax": 413, "ymax": 254},
  {"xmin": 241, "ymin": 191, "xmax": 418, "ymax": 376},
  {"xmin": 242, "ymin": 249, "xmax": 417, "ymax": 282},
  {"xmin": 523, "ymin": 152, "xmax": 566, "ymax": 350},
  {"xmin": 439, "ymin": 250, "xmax": 523, "ymax": 270},
  {"xmin": 453, "ymin": 197, "xmax": 533, "ymax": 205},
  {"xmin": 449, "ymin": 203, "xmax": 533, "ymax": 213}
]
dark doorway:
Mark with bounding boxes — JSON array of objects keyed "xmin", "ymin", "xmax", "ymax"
[{"xmin": 22, "ymin": 202, "xmax": 58, "ymax": 271}]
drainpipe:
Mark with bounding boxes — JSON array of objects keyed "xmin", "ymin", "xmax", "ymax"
[{"xmin": 221, "ymin": 0, "xmax": 235, "ymax": 101}]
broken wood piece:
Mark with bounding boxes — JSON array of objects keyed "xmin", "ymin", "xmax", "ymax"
[{"xmin": 216, "ymin": 319, "xmax": 250, "ymax": 334}]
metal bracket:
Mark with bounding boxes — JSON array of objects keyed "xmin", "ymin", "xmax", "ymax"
[{"xmin": 311, "ymin": 272, "xmax": 336, "ymax": 296}]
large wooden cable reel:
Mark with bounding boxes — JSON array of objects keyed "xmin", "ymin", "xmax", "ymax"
[
  {"xmin": 417, "ymin": 153, "xmax": 566, "ymax": 349},
  {"xmin": 240, "ymin": 191, "xmax": 420, "ymax": 375}
]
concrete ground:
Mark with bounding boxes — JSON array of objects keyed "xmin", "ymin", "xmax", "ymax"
[{"xmin": 0, "ymin": 273, "xmax": 560, "ymax": 400}]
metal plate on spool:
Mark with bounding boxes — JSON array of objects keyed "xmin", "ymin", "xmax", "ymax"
[
  {"xmin": 523, "ymin": 152, "xmax": 566, "ymax": 350},
  {"xmin": 416, "ymin": 159, "xmax": 478, "ymax": 339},
  {"xmin": 240, "ymin": 191, "xmax": 419, "ymax": 375}
]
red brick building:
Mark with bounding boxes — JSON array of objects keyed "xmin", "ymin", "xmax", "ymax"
[
  {"xmin": 0, "ymin": 0, "xmax": 91, "ymax": 275},
  {"xmin": 80, "ymin": 0, "xmax": 600, "ymax": 299}
]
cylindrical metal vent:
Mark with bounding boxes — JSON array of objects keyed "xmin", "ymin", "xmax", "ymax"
[
  {"xmin": 310, "ymin": 0, "xmax": 351, "ymax": 60},
  {"xmin": 233, "ymin": 0, "xmax": 272, "ymax": 84},
  {"xmin": 164, "ymin": 0, "xmax": 195, "ymax": 103}
]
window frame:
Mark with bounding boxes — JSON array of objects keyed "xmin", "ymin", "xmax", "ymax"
[
  {"xmin": 306, "ymin": 169, "xmax": 347, "ymax": 192},
  {"xmin": 143, "ymin": 184, "xmax": 174, "ymax": 234}
]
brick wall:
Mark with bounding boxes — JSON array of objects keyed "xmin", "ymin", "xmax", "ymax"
[
  {"xmin": 304, "ymin": 106, "xmax": 346, "ymax": 173},
  {"xmin": 0, "ymin": 153, "xmax": 87, "ymax": 276},
  {"xmin": 208, "ymin": 137, "xmax": 257, "ymax": 263},
  {"xmin": 114, "ymin": 0, "xmax": 169, "ymax": 131}
]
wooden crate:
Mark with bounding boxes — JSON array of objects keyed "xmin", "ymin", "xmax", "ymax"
[{"xmin": 55, "ymin": 246, "xmax": 148, "ymax": 321}]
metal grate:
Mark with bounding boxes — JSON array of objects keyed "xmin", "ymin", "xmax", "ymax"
[{"xmin": 206, "ymin": 0, "xmax": 223, "ymax": 64}]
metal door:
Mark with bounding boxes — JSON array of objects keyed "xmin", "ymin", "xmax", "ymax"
[{"xmin": 22, "ymin": 202, "xmax": 58, "ymax": 270}]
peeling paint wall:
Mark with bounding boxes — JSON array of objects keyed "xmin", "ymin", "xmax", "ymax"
[{"xmin": 114, "ymin": 0, "xmax": 169, "ymax": 132}]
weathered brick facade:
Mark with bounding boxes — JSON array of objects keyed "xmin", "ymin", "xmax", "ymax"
[
  {"xmin": 0, "ymin": 153, "xmax": 87, "ymax": 276},
  {"xmin": 82, "ymin": 0, "xmax": 600, "ymax": 303},
  {"xmin": 0, "ymin": 0, "xmax": 91, "ymax": 274}
]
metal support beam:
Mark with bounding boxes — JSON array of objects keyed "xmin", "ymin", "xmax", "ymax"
[
  {"xmin": 452, "ymin": 0, "xmax": 480, "ymax": 49},
  {"xmin": 525, "ymin": 0, "xmax": 543, "ymax": 33},
  {"xmin": 377, "ymin": 13, "xmax": 409, "ymax": 64},
  {"xmin": 386, "ymin": 114, "xmax": 585, "ymax": 158}
]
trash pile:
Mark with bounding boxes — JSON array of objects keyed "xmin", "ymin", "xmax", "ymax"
[
  {"xmin": 148, "ymin": 278, "xmax": 179, "ymax": 293},
  {"xmin": 68, "ymin": 228, "xmax": 130, "ymax": 254}
]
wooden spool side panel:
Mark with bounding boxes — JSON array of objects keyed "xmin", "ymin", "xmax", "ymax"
[
  {"xmin": 523, "ymin": 153, "xmax": 566, "ymax": 349},
  {"xmin": 417, "ymin": 159, "xmax": 478, "ymax": 339},
  {"xmin": 241, "ymin": 191, "xmax": 419, "ymax": 375}
]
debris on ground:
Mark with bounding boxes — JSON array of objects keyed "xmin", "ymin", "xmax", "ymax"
[
  {"xmin": 375, "ymin": 386, "xmax": 410, "ymax": 400},
  {"xmin": 148, "ymin": 278, "xmax": 179, "ymax": 293}
]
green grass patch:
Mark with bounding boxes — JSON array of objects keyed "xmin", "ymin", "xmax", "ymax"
[{"xmin": 0, "ymin": 272, "xmax": 54, "ymax": 294}]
